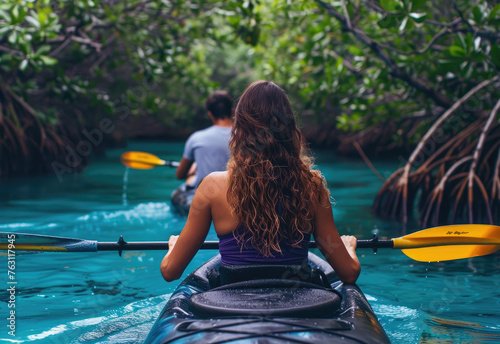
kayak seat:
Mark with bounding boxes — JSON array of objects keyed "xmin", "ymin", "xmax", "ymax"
[
  {"xmin": 209, "ymin": 263, "xmax": 331, "ymax": 289},
  {"xmin": 191, "ymin": 265, "xmax": 342, "ymax": 318},
  {"xmin": 189, "ymin": 278, "xmax": 342, "ymax": 318}
]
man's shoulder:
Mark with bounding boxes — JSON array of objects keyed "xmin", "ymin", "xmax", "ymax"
[{"xmin": 190, "ymin": 126, "xmax": 230, "ymax": 142}]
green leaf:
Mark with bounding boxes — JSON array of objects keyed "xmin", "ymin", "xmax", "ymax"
[
  {"xmin": 312, "ymin": 31, "xmax": 325, "ymax": 42},
  {"xmin": 472, "ymin": 6, "xmax": 482, "ymax": 23},
  {"xmin": 449, "ymin": 45, "xmax": 466, "ymax": 57},
  {"xmin": 411, "ymin": 0, "xmax": 427, "ymax": 11},
  {"xmin": 25, "ymin": 15, "xmax": 40, "ymax": 28},
  {"xmin": 335, "ymin": 57, "xmax": 344, "ymax": 72},
  {"xmin": 491, "ymin": 45, "xmax": 500, "ymax": 68},
  {"xmin": 11, "ymin": 5, "xmax": 19, "ymax": 22},
  {"xmin": 457, "ymin": 33, "xmax": 466, "ymax": 51},
  {"xmin": 0, "ymin": 9, "xmax": 11, "ymax": 21},
  {"xmin": 348, "ymin": 45, "xmax": 364, "ymax": 56},
  {"xmin": 0, "ymin": 26, "xmax": 12, "ymax": 35},
  {"xmin": 19, "ymin": 41, "xmax": 31, "ymax": 55},
  {"xmin": 38, "ymin": 10, "xmax": 47, "ymax": 25},
  {"xmin": 465, "ymin": 33, "xmax": 473, "ymax": 54},
  {"xmin": 489, "ymin": 4, "xmax": 500, "ymax": 21},
  {"xmin": 398, "ymin": 16, "xmax": 408, "ymax": 31},
  {"xmin": 19, "ymin": 59, "xmax": 28, "ymax": 71},
  {"xmin": 39, "ymin": 55, "xmax": 58, "ymax": 66},
  {"xmin": 34, "ymin": 45, "xmax": 51, "ymax": 57},
  {"xmin": 11, "ymin": 5, "xmax": 26, "ymax": 24},
  {"xmin": 8, "ymin": 30, "xmax": 17, "ymax": 44},
  {"xmin": 409, "ymin": 12, "xmax": 426, "ymax": 23},
  {"xmin": 377, "ymin": 15, "xmax": 397, "ymax": 28},
  {"xmin": 380, "ymin": 0, "xmax": 398, "ymax": 11}
]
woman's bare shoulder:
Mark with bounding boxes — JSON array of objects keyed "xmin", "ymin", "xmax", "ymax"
[
  {"xmin": 197, "ymin": 172, "xmax": 228, "ymax": 195},
  {"xmin": 203, "ymin": 171, "xmax": 228, "ymax": 184},
  {"xmin": 209, "ymin": 171, "xmax": 229, "ymax": 179}
]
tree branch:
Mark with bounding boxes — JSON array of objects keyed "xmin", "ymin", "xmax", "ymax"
[
  {"xmin": 0, "ymin": 46, "xmax": 24, "ymax": 57},
  {"xmin": 341, "ymin": 0, "xmax": 352, "ymax": 30},
  {"xmin": 454, "ymin": 1, "xmax": 474, "ymax": 32},
  {"xmin": 314, "ymin": 0, "xmax": 453, "ymax": 108},
  {"xmin": 327, "ymin": 50, "xmax": 362, "ymax": 76},
  {"xmin": 401, "ymin": 76, "xmax": 498, "ymax": 223},
  {"xmin": 376, "ymin": 27, "xmax": 454, "ymax": 56},
  {"xmin": 48, "ymin": 36, "xmax": 73, "ymax": 57},
  {"xmin": 48, "ymin": 35, "xmax": 103, "ymax": 56},
  {"xmin": 353, "ymin": 140, "xmax": 386, "ymax": 182},
  {"xmin": 407, "ymin": 76, "xmax": 499, "ymax": 170}
]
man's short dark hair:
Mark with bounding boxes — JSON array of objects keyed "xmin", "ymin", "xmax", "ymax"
[{"xmin": 205, "ymin": 91, "xmax": 233, "ymax": 119}]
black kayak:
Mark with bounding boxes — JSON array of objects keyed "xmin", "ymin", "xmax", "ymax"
[
  {"xmin": 170, "ymin": 183, "xmax": 196, "ymax": 216},
  {"xmin": 144, "ymin": 252, "xmax": 391, "ymax": 344}
]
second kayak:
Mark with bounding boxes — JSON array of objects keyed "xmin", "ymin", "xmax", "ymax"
[
  {"xmin": 144, "ymin": 252, "xmax": 390, "ymax": 343},
  {"xmin": 170, "ymin": 183, "xmax": 196, "ymax": 216}
]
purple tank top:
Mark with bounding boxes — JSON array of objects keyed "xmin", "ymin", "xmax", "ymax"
[{"xmin": 218, "ymin": 228, "xmax": 310, "ymax": 265}]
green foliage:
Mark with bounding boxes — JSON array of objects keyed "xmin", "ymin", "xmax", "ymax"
[
  {"xmin": 234, "ymin": 0, "xmax": 500, "ymax": 141},
  {"xmin": 0, "ymin": 0, "xmax": 255, "ymax": 129},
  {"xmin": 1, "ymin": 0, "xmax": 499, "ymax": 141}
]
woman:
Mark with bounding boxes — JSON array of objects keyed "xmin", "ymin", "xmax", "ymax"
[{"xmin": 161, "ymin": 81, "xmax": 360, "ymax": 284}]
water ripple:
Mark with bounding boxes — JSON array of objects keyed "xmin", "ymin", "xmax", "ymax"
[{"xmin": 25, "ymin": 295, "xmax": 170, "ymax": 343}]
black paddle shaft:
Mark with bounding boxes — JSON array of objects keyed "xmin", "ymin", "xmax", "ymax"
[
  {"xmin": 308, "ymin": 233, "xmax": 394, "ymax": 253},
  {"xmin": 97, "ymin": 234, "xmax": 394, "ymax": 256},
  {"xmin": 97, "ymin": 236, "xmax": 169, "ymax": 256}
]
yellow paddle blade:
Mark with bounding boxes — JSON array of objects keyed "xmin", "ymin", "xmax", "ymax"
[
  {"xmin": 120, "ymin": 151, "xmax": 166, "ymax": 168},
  {"xmin": 393, "ymin": 224, "xmax": 500, "ymax": 248},
  {"xmin": 0, "ymin": 232, "xmax": 98, "ymax": 253},
  {"xmin": 393, "ymin": 224, "xmax": 500, "ymax": 262},
  {"xmin": 120, "ymin": 159, "xmax": 155, "ymax": 170},
  {"xmin": 402, "ymin": 244, "xmax": 500, "ymax": 262},
  {"xmin": 0, "ymin": 244, "xmax": 69, "ymax": 252}
]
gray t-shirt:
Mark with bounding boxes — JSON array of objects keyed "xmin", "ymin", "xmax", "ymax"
[{"xmin": 183, "ymin": 125, "xmax": 231, "ymax": 186}]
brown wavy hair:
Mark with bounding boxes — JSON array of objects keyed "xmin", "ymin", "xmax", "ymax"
[{"xmin": 227, "ymin": 80, "xmax": 330, "ymax": 257}]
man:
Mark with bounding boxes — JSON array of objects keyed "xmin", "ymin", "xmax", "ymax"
[{"xmin": 175, "ymin": 91, "xmax": 233, "ymax": 187}]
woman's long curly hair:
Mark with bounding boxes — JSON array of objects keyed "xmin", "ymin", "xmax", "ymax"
[{"xmin": 227, "ymin": 80, "xmax": 330, "ymax": 257}]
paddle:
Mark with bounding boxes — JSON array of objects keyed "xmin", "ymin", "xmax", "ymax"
[
  {"xmin": 1, "ymin": 224, "xmax": 499, "ymax": 261},
  {"xmin": 120, "ymin": 151, "xmax": 180, "ymax": 170}
]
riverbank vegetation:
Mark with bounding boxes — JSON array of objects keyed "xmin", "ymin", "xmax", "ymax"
[{"xmin": 1, "ymin": 0, "xmax": 499, "ymax": 226}]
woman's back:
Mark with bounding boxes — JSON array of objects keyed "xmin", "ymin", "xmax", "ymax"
[
  {"xmin": 200, "ymin": 171, "xmax": 314, "ymax": 265},
  {"xmin": 199, "ymin": 171, "xmax": 238, "ymax": 237}
]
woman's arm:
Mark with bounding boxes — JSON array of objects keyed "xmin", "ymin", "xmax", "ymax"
[
  {"xmin": 160, "ymin": 176, "xmax": 214, "ymax": 282},
  {"xmin": 313, "ymin": 201, "xmax": 361, "ymax": 284}
]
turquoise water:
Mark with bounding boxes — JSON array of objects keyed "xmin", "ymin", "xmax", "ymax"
[{"xmin": 1, "ymin": 141, "xmax": 499, "ymax": 343}]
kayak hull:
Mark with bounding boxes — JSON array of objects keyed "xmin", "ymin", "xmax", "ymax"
[
  {"xmin": 170, "ymin": 183, "xmax": 195, "ymax": 216},
  {"xmin": 144, "ymin": 253, "xmax": 390, "ymax": 344}
]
